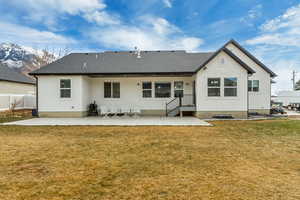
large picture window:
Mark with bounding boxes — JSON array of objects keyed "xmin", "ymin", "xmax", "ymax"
[
  {"xmin": 155, "ymin": 82, "xmax": 171, "ymax": 98},
  {"xmin": 60, "ymin": 79, "xmax": 71, "ymax": 98},
  {"xmin": 104, "ymin": 82, "xmax": 120, "ymax": 98},
  {"xmin": 174, "ymin": 81, "xmax": 184, "ymax": 97},
  {"xmin": 248, "ymin": 80, "xmax": 259, "ymax": 92},
  {"xmin": 224, "ymin": 77, "xmax": 237, "ymax": 97},
  {"xmin": 208, "ymin": 78, "xmax": 220, "ymax": 97}
]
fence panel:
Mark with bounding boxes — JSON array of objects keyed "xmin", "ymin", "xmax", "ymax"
[{"xmin": 0, "ymin": 94, "xmax": 36, "ymax": 111}]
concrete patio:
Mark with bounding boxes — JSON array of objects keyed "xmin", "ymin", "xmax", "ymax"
[{"xmin": 3, "ymin": 116, "xmax": 212, "ymax": 126}]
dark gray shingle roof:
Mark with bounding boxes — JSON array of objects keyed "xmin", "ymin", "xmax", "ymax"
[
  {"xmin": 30, "ymin": 51, "xmax": 215, "ymax": 75},
  {"xmin": 0, "ymin": 64, "xmax": 35, "ymax": 84}
]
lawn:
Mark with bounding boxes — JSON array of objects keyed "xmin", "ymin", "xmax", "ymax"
[
  {"xmin": 0, "ymin": 120, "xmax": 299, "ymax": 200},
  {"xmin": 0, "ymin": 110, "xmax": 32, "ymax": 123}
]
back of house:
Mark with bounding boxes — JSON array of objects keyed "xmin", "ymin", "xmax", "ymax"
[{"xmin": 29, "ymin": 39, "xmax": 276, "ymax": 119}]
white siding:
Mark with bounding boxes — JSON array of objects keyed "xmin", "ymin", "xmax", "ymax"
[
  {"xmin": 38, "ymin": 76, "xmax": 194, "ymax": 112},
  {"xmin": 226, "ymin": 43, "xmax": 271, "ymax": 110},
  {"xmin": 81, "ymin": 76, "xmax": 91, "ymax": 111},
  {"xmin": 195, "ymin": 51, "xmax": 248, "ymax": 111},
  {"xmin": 0, "ymin": 80, "xmax": 35, "ymax": 95},
  {"xmin": 38, "ymin": 75, "xmax": 89, "ymax": 112},
  {"xmin": 89, "ymin": 77, "xmax": 193, "ymax": 110}
]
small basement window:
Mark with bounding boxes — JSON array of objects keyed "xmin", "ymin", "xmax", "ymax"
[
  {"xmin": 142, "ymin": 82, "xmax": 152, "ymax": 98},
  {"xmin": 208, "ymin": 78, "xmax": 220, "ymax": 97},
  {"xmin": 60, "ymin": 79, "xmax": 71, "ymax": 98},
  {"xmin": 224, "ymin": 77, "xmax": 237, "ymax": 97}
]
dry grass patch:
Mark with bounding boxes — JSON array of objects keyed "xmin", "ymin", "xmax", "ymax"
[
  {"xmin": 0, "ymin": 110, "xmax": 32, "ymax": 123},
  {"xmin": 0, "ymin": 120, "xmax": 299, "ymax": 199}
]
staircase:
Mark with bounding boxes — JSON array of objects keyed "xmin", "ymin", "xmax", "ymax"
[{"xmin": 166, "ymin": 94, "xmax": 195, "ymax": 117}]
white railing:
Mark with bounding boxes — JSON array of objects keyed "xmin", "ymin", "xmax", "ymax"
[{"xmin": 0, "ymin": 94, "xmax": 36, "ymax": 111}]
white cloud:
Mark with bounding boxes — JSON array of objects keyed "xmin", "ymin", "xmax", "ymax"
[
  {"xmin": 245, "ymin": 4, "xmax": 300, "ymax": 92},
  {"xmin": 8, "ymin": 0, "xmax": 119, "ymax": 27},
  {"xmin": 246, "ymin": 4, "xmax": 300, "ymax": 47},
  {"xmin": 162, "ymin": 0, "xmax": 172, "ymax": 8},
  {"xmin": 141, "ymin": 16, "xmax": 180, "ymax": 35},
  {"xmin": 240, "ymin": 4, "xmax": 262, "ymax": 26},
  {"xmin": 88, "ymin": 16, "xmax": 203, "ymax": 51},
  {"xmin": 84, "ymin": 11, "xmax": 120, "ymax": 25},
  {"xmin": 0, "ymin": 21, "xmax": 75, "ymax": 48}
]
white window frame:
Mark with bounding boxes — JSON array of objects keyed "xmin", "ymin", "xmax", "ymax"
[
  {"xmin": 154, "ymin": 82, "xmax": 172, "ymax": 98},
  {"xmin": 224, "ymin": 77, "xmax": 237, "ymax": 97},
  {"xmin": 248, "ymin": 80, "xmax": 259, "ymax": 92},
  {"xmin": 104, "ymin": 81, "xmax": 120, "ymax": 99},
  {"xmin": 59, "ymin": 79, "xmax": 71, "ymax": 99},
  {"xmin": 174, "ymin": 81, "xmax": 184, "ymax": 97},
  {"xmin": 207, "ymin": 78, "xmax": 221, "ymax": 97},
  {"xmin": 142, "ymin": 81, "xmax": 152, "ymax": 98}
]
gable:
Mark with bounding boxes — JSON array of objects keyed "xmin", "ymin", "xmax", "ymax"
[
  {"xmin": 225, "ymin": 40, "xmax": 277, "ymax": 77},
  {"xmin": 200, "ymin": 51, "xmax": 250, "ymax": 76},
  {"xmin": 195, "ymin": 48, "xmax": 255, "ymax": 74}
]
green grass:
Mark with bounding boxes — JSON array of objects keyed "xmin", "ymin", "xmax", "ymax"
[{"xmin": 0, "ymin": 120, "xmax": 299, "ymax": 200}]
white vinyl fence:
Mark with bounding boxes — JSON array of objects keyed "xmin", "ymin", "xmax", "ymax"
[{"xmin": 0, "ymin": 94, "xmax": 36, "ymax": 111}]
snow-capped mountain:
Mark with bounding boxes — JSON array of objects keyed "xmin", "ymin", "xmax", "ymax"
[{"xmin": 0, "ymin": 43, "xmax": 56, "ymax": 76}]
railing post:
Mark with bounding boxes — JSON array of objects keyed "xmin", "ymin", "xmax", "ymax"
[
  {"xmin": 166, "ymin": 103, "xmax": 168, "ymax": 117},
  {"xmin": 179, "ymin": 97, "xmax": 182, "ymax": 107}
]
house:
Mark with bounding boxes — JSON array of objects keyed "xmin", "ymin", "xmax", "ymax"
[
  {"xmin": 0, "ymin": 63, "xmax": 35, "ymax": 95},
  {"xmin": 29, "ymin": 39, "xmax": 276, "ymax": 119},
  {"xmin": 272, "ymin": 90, "xmax": 300, "ymax": 106}
]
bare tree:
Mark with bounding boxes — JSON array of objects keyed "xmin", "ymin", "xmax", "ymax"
[{"xmin": 10, "ymin": 98, "xmax": 23, "ymax": 117}]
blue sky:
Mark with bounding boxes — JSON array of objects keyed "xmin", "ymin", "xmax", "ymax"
[{"xmin": 0, "ymin": 0, "xmax": 300, "ymax": 92}]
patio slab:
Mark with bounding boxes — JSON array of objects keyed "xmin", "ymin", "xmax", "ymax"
[{"xmin": 2, "ymin": 117, "xmax": 212, "ymax": 126}]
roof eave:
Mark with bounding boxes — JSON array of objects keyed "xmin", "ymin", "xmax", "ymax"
[
  {"xmin": 0, "ymin": 78, "xmax": 36, "ymax": 85},
  {"xmin": 194, "ymin": 47, "xmax": 256, "ymax": 74},
  {"xmin": 226, "ymin": 39, "xmax": 277, "ymax": 77}
]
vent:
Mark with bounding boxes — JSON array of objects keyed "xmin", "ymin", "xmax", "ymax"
[
  {"xmin": 82, "ymin": 62, "xmax": 88, "ymax": 71},
  {"xmin": 134, "ymin": 46, "xmax": 141, "ymax": 58}
]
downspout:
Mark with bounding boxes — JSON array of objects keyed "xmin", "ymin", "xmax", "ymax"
[
  {"xmin": 247, "ymin": 74, "xmax": 249, "ymax": 119},
  {"xmin": 34, "ymin": 75, "xmax": 39, "ymax": 117}
]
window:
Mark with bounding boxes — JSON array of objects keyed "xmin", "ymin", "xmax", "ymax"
[
  {"xmin": 174, "ymin": 81, "xmax": 184, "ymax": 97},
  {"xmin": 142, "ymin": 82, "xmax": 152, "ymax": 98},
  {"xmin": 104, "ymin": 82, "xmax": 120, "ymax": 98},
  {"xmin": 155, "ymin": 82, "xmax": 171, "ymax": 98},
  {"xmin": 248, "ymin": 80, "xmax": 259, "ymax": 92},
  {"xmin": 60, "ymin": 79, "xmax": 71, "ymax": 98},
  {"xmin": 208, "ymin": 78, "xmax": 220, "ymax": 96},
  {"xmin": 224, "ymin": 77, "xmax": 237, "ymax": 97}
]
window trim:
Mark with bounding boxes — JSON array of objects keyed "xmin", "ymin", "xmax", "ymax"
[
  {"xmin": 154, "ymin": 82, "xmax": 172, "ymax": 98},
  {"xmin": 104, "ymin": 81, "xmax": 120, "ymax": 99},
  {"xmin": 207, "ymin": 78, "xmax": 221, "ymax": 97},
  {"xmin": 174, "ymin": 81, "xmax": 184, "ymax": 97},
  {"xmin": 224, "ymin": 77, "xmax": 237, "ymax": 97},
  {"xmin": 59, "ymin": 79, "xmax": 71, "ymax": 99},
  {"xmin": 142, "ymin": 81, "xmax": 152, "ymax": 98},
  {"xmin": 248, "ymin": 80, "xmax": 259, "ymax": 92}
]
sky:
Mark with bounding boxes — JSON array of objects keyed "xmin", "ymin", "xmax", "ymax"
[{"xmin": 0, "ymin": 0, "xmax": 300, "ymax": 93}]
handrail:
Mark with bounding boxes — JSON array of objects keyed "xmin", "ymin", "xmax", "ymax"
[
  {"xmin": 166, "ymin": 97, "xmax": 177, "ymax": 106},
  {"xmin": 166, "ymin": 94, "xmax": 195, "ymax": 117}
]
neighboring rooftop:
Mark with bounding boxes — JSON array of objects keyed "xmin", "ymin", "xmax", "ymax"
[{"xmin": 0, "ymin": 63, "xmax": 35, "ymax": 84}]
